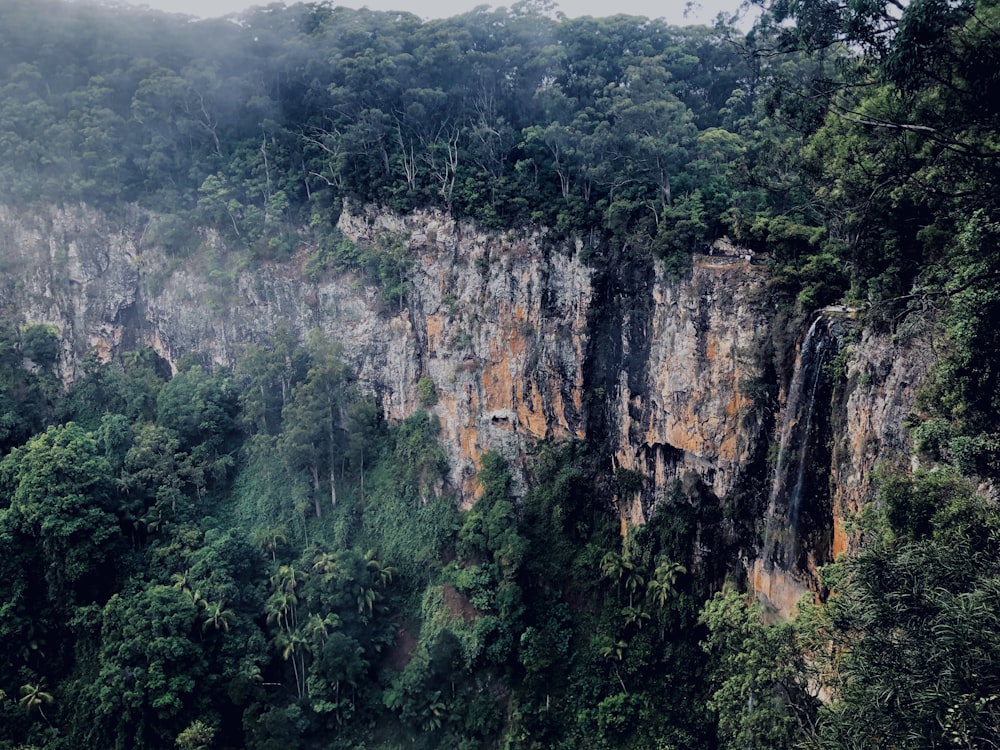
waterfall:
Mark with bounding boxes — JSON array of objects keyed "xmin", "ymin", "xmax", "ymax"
[{"xmin": 761, "ymin": 316, "xmax": 837, "ymax": 576}]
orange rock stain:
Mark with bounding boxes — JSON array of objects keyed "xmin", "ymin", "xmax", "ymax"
[
  {"xmin": 831, "ymin": 514, "xmax": 848, "ymax": 558},
  {"xmin": 425, "ymin": 314, "xmax": 445, "ymax": 350}
]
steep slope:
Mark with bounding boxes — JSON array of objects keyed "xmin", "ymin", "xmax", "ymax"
[{"xmin": 0, "ymin": 202, "xmax": 932, "ymax": 603}]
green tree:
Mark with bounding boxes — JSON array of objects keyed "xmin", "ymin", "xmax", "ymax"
[
  {"xmin": 156, "ymin": 364, "xmax": 238, "ymax": 466},
  {"xmin": 813, "ymin": 470, "xmax": 1000, "ymax": 749},
  {"xmin": 124, "ymin": 423, "xmax": 195, "ymax": 523},
  {"xmin": 0, "ymin": 322, "xmax": 56, "ymax": 453},
  {"xmin": 235, "ymin": 324, "xmax": 305, "ymax": 436},
  {"xmin": 19, "ymin": 324, "xmax": 59, "ymax": 369},
  {"xmin": 279, "ymin": 332, "xmax": 350, "ymax": 518},
  {"xmin": 699, "ymin": 588, "xmax": 819, "ymax": 750},
  {"xmin": 1, "ymin": 423, "xmax": 121, "ymax": 606},
  {"xmin": 90, "ymin": 585, "xmax": 209, "ymax": 750}
]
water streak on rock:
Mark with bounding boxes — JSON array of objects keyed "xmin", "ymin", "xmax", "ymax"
[{"xmin": 755, "ymin": 316, "xmax": 838, "ymax": 617}]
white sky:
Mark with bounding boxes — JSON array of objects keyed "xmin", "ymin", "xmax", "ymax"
[{"xmin": 118, "ymin": 0, "xmax": 755, "ymax": 27}]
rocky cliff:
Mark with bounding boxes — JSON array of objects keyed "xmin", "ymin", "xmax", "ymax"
[
  {"xmin": 0, "ymin": 202, "xmax": 935, "ymax": 606},
  {"xmin": 595, "ymin": 254, "xmax": 772, "ymax": 526}
]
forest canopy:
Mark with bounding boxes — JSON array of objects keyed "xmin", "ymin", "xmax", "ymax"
[{"xmin": 0, "ymin": 0, "xmax": 764, "ymax": 263}]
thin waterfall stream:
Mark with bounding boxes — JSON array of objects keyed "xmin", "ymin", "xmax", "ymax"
[{"xmin": 755, "ymin": 315, "xmax": 840, "ymax": 614}]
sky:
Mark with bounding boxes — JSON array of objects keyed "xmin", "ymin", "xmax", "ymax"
[{"xmin": 117, "ymin": 0, "xmax": 756, "ymax": 27}]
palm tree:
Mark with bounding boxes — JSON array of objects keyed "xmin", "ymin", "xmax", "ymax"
[
  {"xmin": 646, "ymin": 559, "xmax": 685, "ymax": 609},
  {"xmin": 183, "ymin": 587, "xmax": 207, "ymax": 610},
  {"xmin": 255, "ymin": 526, "xmax": 287, "ymax": 563},
  {"xmin": 601, "ymin": 550, "xmax": 645, "ymax": 607},
  {"xmin": 171, "ymin": 571, "xmax": 208, "ymax": 616},
  {"xmin": 621, "ymin": 605, "xmax": 651, "ymax": 630},
  {"xmin": 170, "ymin": 569, "xmax": 192, "ymax": 590},
  {"xmin": 202, "ymin": 601, "xmax": 236, "ymax": 632},
  {"xmin": 646, "ymin": 559, "xmax": 686, "ymax": 637},
  {"xmin": 364, "ymin": 549, "xmax": 395, "ymax": 588},
  {"xmin": 265, "ymin": 589, "xmax": 299, "ymax": 632},
  {"xmin": 598, "ymin": 638, "xmax": 630, "ymax": 694},
  {"xmin": 276, "ymin": 627, "xmax": 309, "ymax": 700},
  {"xmin": 19, "ymin": 682, "xmax": 53, "ymax": 724},
  {"xmin": 356, "ymin": 584, "xmax": 377, "ymax": 617},
  {"xmin": 622, "ymin": 565, "xmax": 646, "ymax": 608},
  {"xmin": 599, "ymin": 638, "xmax": 629, "ymax": 663},
  {"xmin": 311, "ymin": 549, "xmax": 346, "ymax": 581},
  {"xmin": 600, "ymin": 550, "xmax": 627, "ymax": 581},
  {"xmin": 271, "ymin": 564, "xmax": 306, "ymax": 595},
  {"xmin": 304, "ymin": 612, "xmax": 341, "ymax": 645},
  {"xmin": 142, "ymin": 505, "xmax": 167, "ymax": 532}
]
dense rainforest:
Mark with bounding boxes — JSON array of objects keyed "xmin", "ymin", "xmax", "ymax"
[{"xmin": 1, "ymin": 0, "xmax": 1000, "ymax": 748}]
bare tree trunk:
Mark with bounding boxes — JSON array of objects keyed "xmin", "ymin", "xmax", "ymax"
[{"xmin": 312, "ymin": 466, "xmax": 322, "ymax": 518}]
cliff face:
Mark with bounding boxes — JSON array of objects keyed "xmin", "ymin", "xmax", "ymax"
[
  {"xmin": 335, "ymin": 208, "xmax": 592, "ymax": 501},
  {"xmin": 0, "ymin": 204, "xmax": 142, "ymax": 366},
  {"xmin": 0, "ymin": 203, "xmax": 935, "ymax": 602},
  {"xmin": 597, "ymin": 255, "xmax": 772, "ymax": 526},
  {"xmin": 832, "ymin": 325, "xmax": 937, "ymax": 553}
]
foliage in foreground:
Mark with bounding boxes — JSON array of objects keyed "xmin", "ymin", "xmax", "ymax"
[
  {"xmin": 4, "ymin": 322, "xmax": 998, "ymax": 750},
  {"xmin": 0, "ymin": 329, "xmax": 715, "ymax": 750},
  {"xmin": 701, "ymin": 468, "xmax": 1000, "ymax": 750}
]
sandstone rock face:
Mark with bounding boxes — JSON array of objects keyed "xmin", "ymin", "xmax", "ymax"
[
  {"xmin": 602, "ymin": 255, "xmax": 773, "ymax": 524},
  {"xmin": 831, "ymin": 324, "xmax": 937, "ymax": 554},
  {"xmin": 335, "ymin": 207, "xmax": 592, "ymax": 501},
  {"xmin": 0, "ymin": 203, "xmax": 937, "ymax": 603}
]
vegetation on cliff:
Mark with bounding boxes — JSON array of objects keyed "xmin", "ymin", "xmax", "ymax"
[{"xmin": 1, "ymin": 0, "xmax": 1000, "ymax": 748}]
